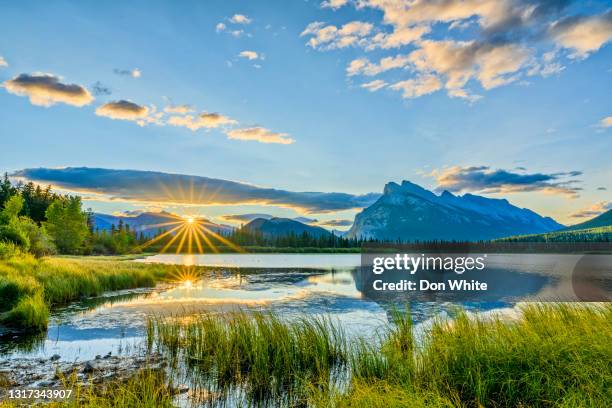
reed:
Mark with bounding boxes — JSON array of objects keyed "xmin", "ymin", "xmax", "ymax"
[
  {"xmin": 0, "ymin": 255, "xmax": 185, "ymax": 331},
  {"xmin": 149, "ymin": 311, "xmax": 348, "ymax": 404}
]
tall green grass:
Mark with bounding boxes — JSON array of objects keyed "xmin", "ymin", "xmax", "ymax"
[
  {"xmin": 149, "ymin": 311, "xmax": 347, "ymax": 405},
  {"xmin": 147, "ymin": 305, "xmax": 611, "ymax": 407},
  {"xmin": 0, "ymin": 369, "xmax": 175, "ymax": 408},
  {"xmin": 0, "ymin": 255, "xmax": 184, "ymax": 331}
]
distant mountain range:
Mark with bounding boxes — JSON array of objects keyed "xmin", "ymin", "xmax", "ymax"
[
  {"xmin": 345, "ymin": 180, "xmax": 564, "ymax": 241},
  {"xmin": 92, "ymin": 212, "xmax": 233, "ymax": 237},
  {"xmin": 243, "ymin": 217, "xmax": 332, "ymax": 238},
  {"xmin": 93, "ymin": 183, "xmax": 610, "ymax": 243}
]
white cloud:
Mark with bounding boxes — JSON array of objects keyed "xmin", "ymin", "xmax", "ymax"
[
  {"xmin": 389, "ymin": 74, "xmax": 442, "ymax": 99},
  {"xmin": 303, "ymin": 0, "xmax": 612, "ymax": 103},
  {"xmin": 230, "ymin": 14, "xmax": 251, "ymax": 25},
  {"xmin": 599, "ymin": 116, "xmax": 612, "ymax": 128},
  {"xmin": 0, "ymin": 56, "xmax": 7, "ymax": 67},
  {"xmin": 225, "ymin": 127, "xmax": 294, "ymax": 144},
  {"xmin": 360, "ymin": 79, "xmax": 387, "ymax": 92},
  {"xmin": 239, "ymin": 50, "xmax": 261, "ymax": 60},
  {"xmin": 164, "ymin": 104, "xmax": 193, "ymax": 114},
  {"xmin": 301, "ymin": 21, "xmax": 373, "ymax": 50},
  {"xmin": 321, "ymin": 0, "xmax": 349, "ymax": 10},
  {"xmin": 570, "ymin": 201, "xmax": 612, "ymax": 219},
  {"xmin": 347, "ymin": 54, "xmax": 410, "ymax": 76},
  {"xmin": 167, "ymin": 112, "xmax": 237, "ymax": 130},
  {"xmin": 216, "ymin": 22, "xmax": 226, "ymax": 32},
  {"xmin": 550, "ymin": 11, "xmax": 612, "ymax": 58},
  {"xmin": 95, "ymin": 100, "xmax": 149, "ymax": 122},
  {"xmin": 4, "ymin": 73, "xmax": 93, "ymax": 107},
  {"xmin": 408, "ymin": 40, "xmax": 530, "ymax": 95}
]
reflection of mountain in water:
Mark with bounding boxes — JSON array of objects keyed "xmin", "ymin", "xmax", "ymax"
[{"xmin": 351, "ymin": 266, "xmax": 551, "ymax": 321}]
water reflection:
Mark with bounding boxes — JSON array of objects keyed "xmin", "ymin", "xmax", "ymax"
[{"xmin": 2, "ymin": 253, "xmax": 588, "ymax": 362}]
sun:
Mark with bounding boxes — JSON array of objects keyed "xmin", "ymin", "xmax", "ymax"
[{"xmin": 186, "ymin": 216, "xmax": 194, "ymax": 224}]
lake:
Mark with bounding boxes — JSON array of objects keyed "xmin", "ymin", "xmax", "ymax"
[{"xmin": 1, "ymin": 253, "xmax": 602, "ymax": 364}]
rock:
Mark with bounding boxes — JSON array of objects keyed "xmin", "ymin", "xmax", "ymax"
[
  {"xmin": 103, "ymin": 352, "xmax": 112, "ymax": 359},
  {"xmin": 82, "ymin": 361, "xmax": 98, "ymax": 374},
  {"xmin": 95, "ymin": 355, "xmax": 101, "ymax": 360},
  {"xmin": 50, "ymin": 354, "xmax": 61, "ymax": 361},
  {"xmin": 170, "ymin": 384, "xmax": 189, "ymax": 394}
]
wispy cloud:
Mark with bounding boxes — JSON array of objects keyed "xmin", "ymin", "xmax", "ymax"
[
  {"xmin": 238, "ymin": 50, "xmax": 262, "ymax": 60},
  {"xmin": 220, "ymin": 213, "xmax": 275, "ymax": 223},
  {"xmin": 0, "ymin": 56, "xmax": 7, "ymax": 67},
  {"xmin": 318, "ymin": 219, "xmax": 353, "ymax": 227},
  {"xmin": 360, "ymin": 79, "xmax": 387, "ymax": 92},
  {"xmin": 304, "ymin": 0, "xmax": 610, "ymax": 101},
  {"xmin": 599, "ymin": 116, "xmax": 612, "ymax": 128},
  {"xmin": 225, "ymin": 127, "xmax": 294, "ymax": 145},
  {"xmin": 321, "ymin": 0, "xmax": 348, "ymax": 10},
  {"xmin": 113, "ymin": 68, "xmax": 141, "ymax": 78},
  {"xmin": 431, "ymin": 165, "xmax": 583, "ymax": 198},
  {"xmin": 569, "ymin": 201, "xmax": 612, "ymax": 219},
  {"xmin": 164, "ymin": 104, "xmax": 193, "ymax": 114},
  {"xmin": 230, "ymin": 14, "xmax": 251, "ymax": 25},
  {"xmin": 91, "ymin": 81, "xmax": 112, "ymax": 96},
  {"xmin": 13, "ymin": 167, "xmax": 381, "ymax": 214},
  {"xmin": 301, "ymin": 21, "xmax": 374, "ymax": 50},
  {"xmin": 167, "ymin": 112, "xmax": 237, "ymax": 130},
  {"xmin": 3, "ymin": 73, "xmax": 93, "ymax": 107}
]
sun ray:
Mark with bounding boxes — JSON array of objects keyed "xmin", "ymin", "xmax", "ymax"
[
  {"xmin": 199, "ymin": 224, "xmax": 245, "ymax": 253},
  {"xmin": 175, "ymin": 225, "xmax": 190, "ymax": 254},
  {"xmin": 192, "ymin": 226, "xmax": 204, "ymax": 253},
  {"xmin": 160, "ymin": 224, "xmax": 187, "ymax": 253},
  {"xmin": 195, "ymin": 224, "xmax": 220, "ymax": 253},
  {"xmin": 137, "ymin": 224, "xmax": 184, "ymax": 250}
]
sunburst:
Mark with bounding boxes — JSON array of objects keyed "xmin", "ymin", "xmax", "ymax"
[{"xmin": 137, "ymin": 213, "xmax": 244, "ymax": 254}]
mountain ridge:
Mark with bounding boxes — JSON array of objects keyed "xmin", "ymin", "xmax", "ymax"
[{"xmin": 345, "ymin": 180, "xmax": 564, "ymax": 241}]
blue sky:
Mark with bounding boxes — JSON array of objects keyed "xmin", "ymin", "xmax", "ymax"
[{"xmin": 1, "ymin": 0, "xmax": 611, "ymax": 227}]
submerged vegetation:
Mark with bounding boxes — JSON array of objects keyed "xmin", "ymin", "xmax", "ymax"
[{"xmin": 142, "ymin": 304, "xmax": 612, "ymax": 407}]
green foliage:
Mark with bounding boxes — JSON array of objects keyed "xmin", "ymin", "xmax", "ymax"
[
  {"xmin": 44, "ymin": 197, "xmax": 89, "ymax": 254},
  {"xmin": 18, "ymin": 217, "xmax": 56, "ymax": 257}
]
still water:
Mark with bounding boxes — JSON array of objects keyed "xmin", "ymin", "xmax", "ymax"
[{"xmin": 2, "ymin": 253, "xmax": 590, "ymax": 361}]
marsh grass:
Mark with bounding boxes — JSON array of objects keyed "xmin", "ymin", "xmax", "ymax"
[
  {"xmin": 417, "ymin": 303, "xmax": 612, "ymax": 407},
  {"xmin": 0, "ymin": 255, "xmax": 187, "ymax": 330},
  {"xmin": 0, "ymin": 368, "xmax": 175, "ymax": 408},
  {"xmin": 149, "ymin": 311, "xmax": 348, "ymax": 405},
  {"xmin": 147, "ymin": 304, "xmax": 611, "ymax": 407}
]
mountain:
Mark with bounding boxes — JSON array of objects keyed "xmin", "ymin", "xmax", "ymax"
[
  {"xmin": 92, "ymin": 212, "xmax": 233, "ymax": 237},
  {"xmin": 243, "ymin": 217, "xmax": 332, "ymax": 238},
  {"xmin": 345, "ymin": 180, "xmax": 564, "ymax": 241},
  {"xmin": 564, "ymin": 209, "xmax": 612, "ymax": 231}
]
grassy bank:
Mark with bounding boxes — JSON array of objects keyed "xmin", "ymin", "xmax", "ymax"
[
  {"xmin": 146, "ymin": 304, "xmax": 611, "ymax": 407},
  {"xmin": 1, "ymin": 304, "xmax": 609, "ymax": 407},
  {"xmin": 0, "ymin": 252, "xmax": 191, "ymax": 331}
]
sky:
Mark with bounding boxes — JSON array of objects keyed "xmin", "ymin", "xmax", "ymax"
[{"xmin": 1, "ymin": 0, "xmax": 611, "ymax": 228}]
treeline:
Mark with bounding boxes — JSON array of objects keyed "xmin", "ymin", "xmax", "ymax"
[
  {"xmin": 498, "ymin": 226, "xmax": 612, "ymax": 243},
  {"xmin": 227, "ymin": 226, "xmax": 372, "ymax": 249},
  {"xmin": 0, "ymin": 174, "xmax": 150, "ymax": 256}
]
